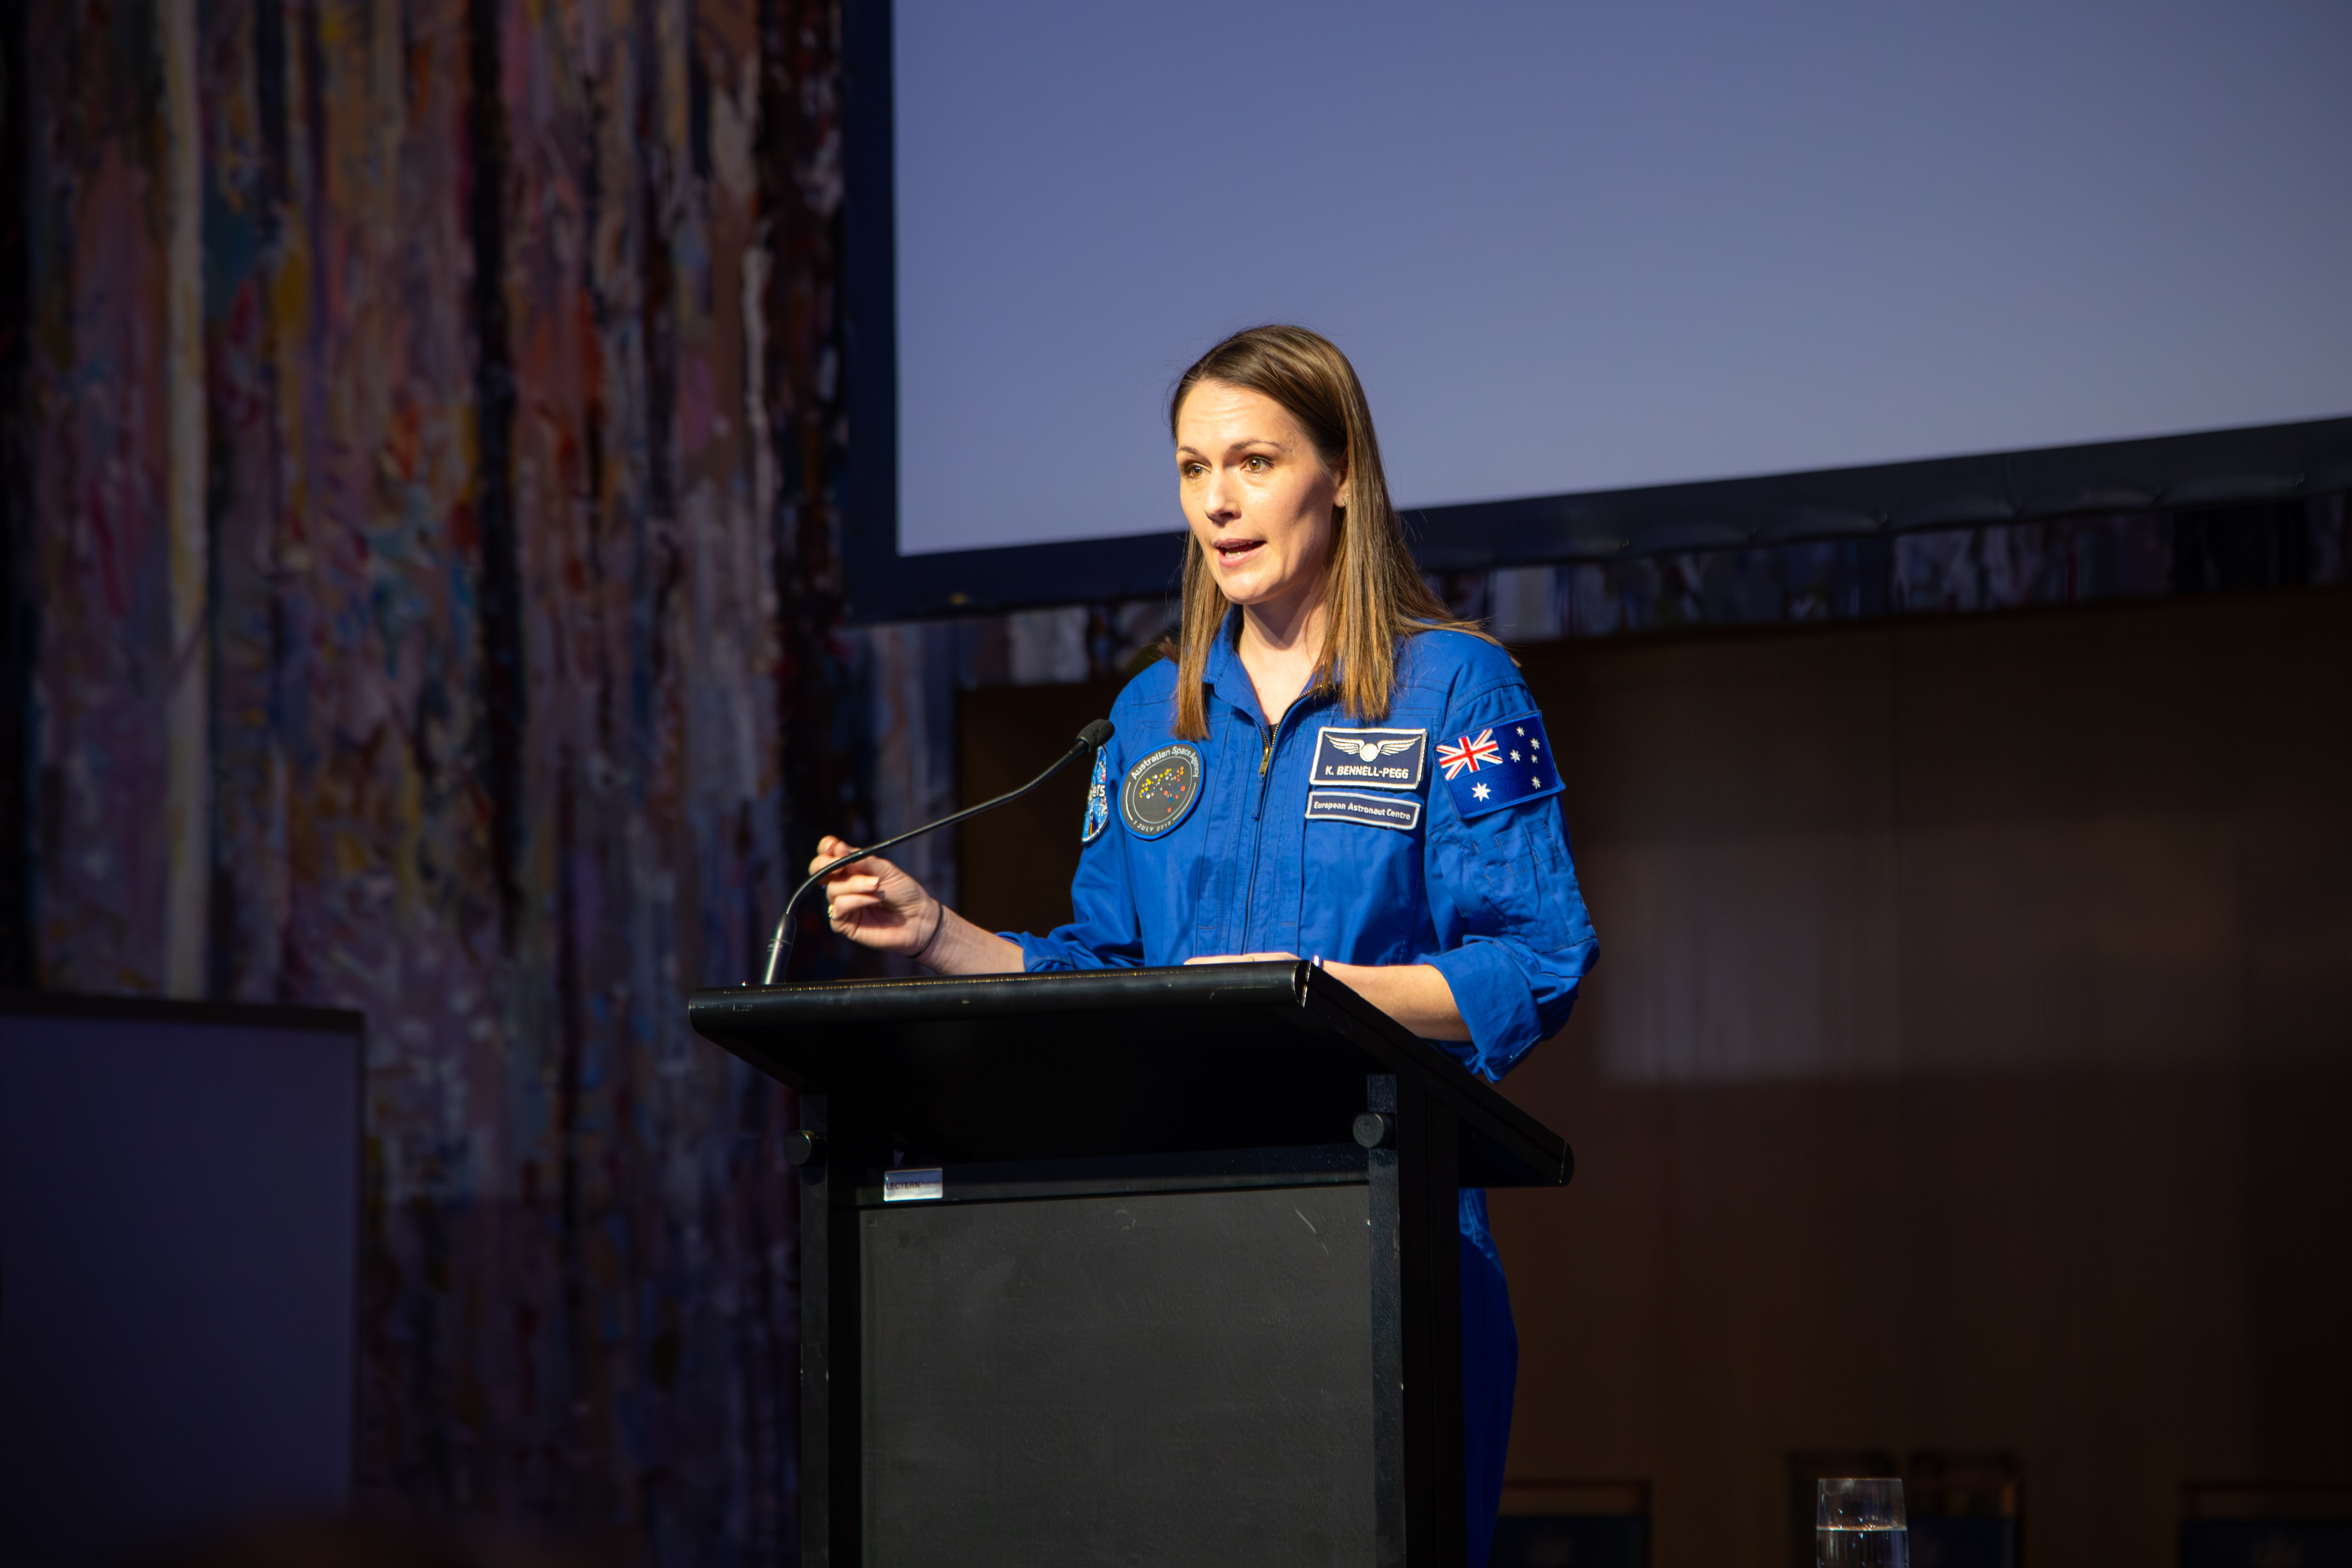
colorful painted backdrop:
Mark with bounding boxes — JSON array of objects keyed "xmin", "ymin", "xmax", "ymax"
[{"xmin": 5, "ymin": 0, "xmax": 863, "ymax": 1559}]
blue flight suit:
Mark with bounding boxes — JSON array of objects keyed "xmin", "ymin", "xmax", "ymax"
[{"xmin": 1010, "ymin": 612, "xmax": 1599, "ymax": 1566}]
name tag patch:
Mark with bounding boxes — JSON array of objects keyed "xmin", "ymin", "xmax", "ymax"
[
  {"xmin": 1305, "ymin": 789, "xmax": 1423, "ymax": 832},
  {"xmin": 1311, "ymin": 726, "xmax": 1427, "ymax": 791},
  {"xmin": 1120, "ymin": 742, "xmax": 1204, "ymax": 838},
  {"xmin": 1438, "ymin": 710, "xmax": 1563, "ymax": 819}
]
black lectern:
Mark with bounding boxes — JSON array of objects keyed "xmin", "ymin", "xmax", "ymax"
[{"xmin": 687, "ymin": 961, "xmax": 1573, "ymax": 1568}]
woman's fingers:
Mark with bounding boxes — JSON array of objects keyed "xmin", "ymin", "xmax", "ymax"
[
  {"xmin": 824, "ymin": 875, "xmax": 909, "ymax": 923},
  {"xmin": 1183, "ymin": 951, "xmax": 1300, "ymax": 964},
  {"xmin": 808, "ymin": 833, "xmax": 932, "ymax": 957},
  {"xmin": 809, "ymin": 836, "xmax": 872, "ymax": 875},
  {"xmin": 811, "ymin": 849, "xmax": 905, "ymax": 887}
]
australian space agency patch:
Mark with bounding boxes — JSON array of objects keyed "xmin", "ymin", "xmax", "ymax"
[
  {"xmin": 1311, "ymin": 726, "xmax": 1427, "ymax": 791},
  {"xmin": 1437, "ymin": 710, "xmax": 1562, "ymax": 819},
  {"xmin": 1081, "ymin": 748, "xmax": 1111, "ymax": 844},
  {"xmin": 1119, "ymin": 742, "xmax": 1204, "ymax": 839}
]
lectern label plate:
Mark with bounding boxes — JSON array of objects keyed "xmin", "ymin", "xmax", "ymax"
[{"xmin": 881, "ymin": 1168, "xmax": 943, "ymax": 1202}]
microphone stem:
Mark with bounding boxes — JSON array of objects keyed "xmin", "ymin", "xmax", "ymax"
[{"xmin": 759, "ymin": 736, "xmax": 1095, "ymax": 986}]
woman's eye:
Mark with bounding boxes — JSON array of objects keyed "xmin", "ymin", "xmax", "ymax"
[{"xmin": 1243, "ymin": 455, "xmax": 1269, "ymax": 472}]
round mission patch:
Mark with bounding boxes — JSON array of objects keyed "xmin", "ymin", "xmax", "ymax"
[{"xmin": 1119, "ymin": 742, "xmax": 1204, "ymax": 839}]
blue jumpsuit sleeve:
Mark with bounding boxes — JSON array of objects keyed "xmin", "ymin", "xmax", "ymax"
[
  {"xmin": 1420, "ymin": 667, "xmax": 1599, "ymax": 1081},
  {"xmin": 1005, "ymin": 719, "xmax": 1146, "ymax": 971}
]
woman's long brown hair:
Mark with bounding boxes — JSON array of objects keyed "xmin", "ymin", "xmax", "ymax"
[{"xmin": 1165, "ymin": 324, "xmax": 1495, "ymax": 740}]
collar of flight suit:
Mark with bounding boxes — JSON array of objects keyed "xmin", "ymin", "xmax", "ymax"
[
  {"xmin": 1201, "ymin": 606, "xmax": 1355, "ymax": 737},
  {"xmin": 1200, "ymin": 609, "xmax": 1262, "ymax": 729}
]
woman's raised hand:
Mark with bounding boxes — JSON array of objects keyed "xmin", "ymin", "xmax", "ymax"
[{"xmin": 810, "ymin": 835, "xmax": 941, "ymax": 958}]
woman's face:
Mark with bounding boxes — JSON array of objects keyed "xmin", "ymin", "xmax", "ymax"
[{"xmin": 1176, "ymin": 381, "xmax": 1347, "ymax": 618}]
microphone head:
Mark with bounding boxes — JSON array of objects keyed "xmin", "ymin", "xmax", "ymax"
[{"xmin": 1077, "ymin": 718, "xmax": 1115, "ymax": 753}]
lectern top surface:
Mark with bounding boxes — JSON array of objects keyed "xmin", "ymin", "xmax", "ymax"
[{"xmin": 688, "ymin": 960, "xmax": 1571, "ymax": 1187}]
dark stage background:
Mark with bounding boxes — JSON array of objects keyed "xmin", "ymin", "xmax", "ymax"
[{"xmin": 958, "ymin": 582, "xmax": 2352, "ymax": 1568}]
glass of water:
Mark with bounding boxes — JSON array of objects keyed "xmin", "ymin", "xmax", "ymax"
[{"xmin": 1818, "ymin": 1477, "xmax": 1907, "ymax": 1568}]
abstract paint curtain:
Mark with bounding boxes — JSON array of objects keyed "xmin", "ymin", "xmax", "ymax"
[{"xmin": 9, "ymin": 0, "xmax": 857, "ymax": 1558}]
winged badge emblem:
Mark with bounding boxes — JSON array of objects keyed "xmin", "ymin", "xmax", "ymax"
[
  {"xmin": 1327, "ymin": 735, "xmax": 1420, "ymax": 763},
  {"xmin": 1326, "ymin": 733, "xmax": 1411, "ymax": 762}
]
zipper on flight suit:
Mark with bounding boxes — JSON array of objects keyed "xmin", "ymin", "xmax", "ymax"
[
  {"xmin": 1249, "ymin": 716, "xmax": 1276, "ymax": 818},
  {"xmin": 1238, "ymin": 698, "xmax": 1310, "ymax": 946}
]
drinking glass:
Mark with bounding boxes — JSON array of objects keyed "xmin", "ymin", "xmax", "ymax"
[{"xmin": 1818, "ymin": 1477, "xmax": 1907, "ymax": 1568}]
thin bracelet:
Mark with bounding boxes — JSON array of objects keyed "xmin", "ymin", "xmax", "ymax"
[{"xmin": 912, "ymin": 899, "xmax": 947, "ymax": 968}]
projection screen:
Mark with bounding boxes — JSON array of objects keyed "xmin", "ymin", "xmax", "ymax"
[{"xmin": 887, "ymin": 0, "xmax": 2352, "ymax": 572}]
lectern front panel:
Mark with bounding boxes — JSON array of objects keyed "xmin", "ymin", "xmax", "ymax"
[
  {"xmin": 691, "ymin": 968, "xmax": 1571, "ymax": 1566},
  {"xmin": 861, "ymin": 1182, "xmax": 1376, "ymax": 1567}
]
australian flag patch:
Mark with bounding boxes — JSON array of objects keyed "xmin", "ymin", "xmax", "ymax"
[{"xmin": 1437, "ymin": 710, "xmax": 1562, "ymax": 818}]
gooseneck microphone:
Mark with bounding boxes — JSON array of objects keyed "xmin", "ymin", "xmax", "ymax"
[{"xmin": 758, "ymin": 719, "xmax": 1115, "ymax": 985}]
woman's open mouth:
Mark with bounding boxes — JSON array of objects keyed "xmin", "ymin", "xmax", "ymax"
[{"xmin": 1212, "ymin": 538, "xmax": 1266, "ymax": 565}]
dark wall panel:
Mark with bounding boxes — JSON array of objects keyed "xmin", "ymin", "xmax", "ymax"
[
  {"xmin": 956, "ymin": 678, "xmax": 1121, "ymax": 939},
  {"xmin": 0, "ymin": 1006, "xmax": 360, "ymax": 1565},
  {"xmin": 1497, "ymin": 588, "xmax": 2352, "ymax": 1568}
]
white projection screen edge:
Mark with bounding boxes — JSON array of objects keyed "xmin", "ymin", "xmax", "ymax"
[{"xmin": 845, "ymin": 0, "xmax": 2352, "ymax": 620}]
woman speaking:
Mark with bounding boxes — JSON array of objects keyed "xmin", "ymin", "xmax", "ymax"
[{"xmin": 812, "ymin": 323, "xmax": 1599, "ymax": 1565}]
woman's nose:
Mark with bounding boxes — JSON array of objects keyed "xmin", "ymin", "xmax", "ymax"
[{"xmin": 1202, "ymin": 468, "xmax": 1241, "ymax": 521}]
